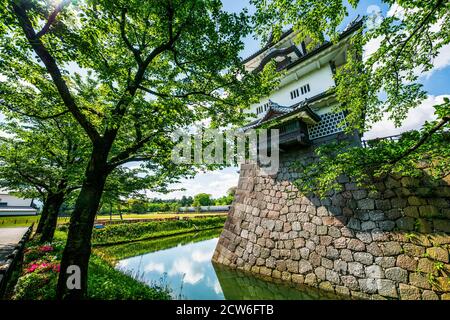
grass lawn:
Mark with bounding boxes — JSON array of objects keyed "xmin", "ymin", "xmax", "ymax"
[
  {"xmin": 0, "ymin": 212, "xmax": 227, "ymax": 228},
  {"xmin": 0, "ymin": 216, "xmax": 71, "ymax": 228}
]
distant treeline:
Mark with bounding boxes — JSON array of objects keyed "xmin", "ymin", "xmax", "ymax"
[
  {"xmin": 57, "ymin": 188, "xmax": 236, "ymax": 216},
  {"xmin": 118, "ymin": 191, "xmax": 235, "ymax": 214}
]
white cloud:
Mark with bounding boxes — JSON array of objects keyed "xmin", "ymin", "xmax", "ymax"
[
  {"xmin": 144, "ymin": 262, "xmax": 165, "ymax": 273},
  {"xmin": 168, "ymin": 258, "xmax": 204, "ymax": 285},
  {"xmin": 213, "ymin": 280, "xmax": 223, "ymax": 295},
  {"xmin": 363, "ymin": 95, "xmax": 448, "ymax": 140},
  {"xmin": 366, "ymin": 5, "xmax": 383, "ymax": 30},
  {"xmin": 191, "ymin": 248, "xmax": 214, "ymax": 263},
  {"xmin": 147, "ymin": 166, "xmax": 239, "ymax": 199},
  {"xmin": 421, "ymin": 43, "xmax": 450, "ymax": 79},
  {"xmin": 363, "ymin": 36, "xmax": 383, "ymax": 61},
  {"xmin": 387, "ymin": 3, "xmax": 407, "ymax": 19}
]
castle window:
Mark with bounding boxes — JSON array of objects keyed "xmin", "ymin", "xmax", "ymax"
[
  {"xmin": 301, "ymin": 84, "xmax": 310, "ymax": 94},
  {"xmin": 292, "ymin": 85, "xmax": 310, "ymax": 99},
  {"xmin": 256, "ymin": 106, "xmax": 264, "ymax": 114},
  {"xmin": 257, "ymin": 102, "xmax": 271, "ymax": 115},
  {"xmin": 307, "ymin": 111, "xmax": 346, "ymax": 140}
]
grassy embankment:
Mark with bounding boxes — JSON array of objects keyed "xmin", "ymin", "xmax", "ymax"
[
  {"xmin": 0, "ymin": 212, "xmax": 227, "ymax": 228},
  {"xmin": 91, "ymin": 216, "xmax": 227, "ymax": 246},
  {"xmin": 11, "ymin": 216, "xmax": 226, "ymax": 300}
]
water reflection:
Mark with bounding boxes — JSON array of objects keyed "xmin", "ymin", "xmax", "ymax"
[
  {"xmin": 213, "ymin": 264, "xmax": 342, "ymax": 300},
  {"xmin": 116, "ymin": 236, "xmax": 224, "ymax": 299},
  {"xmin": 115, "ymin": 230, "xmax": 344, "ymax": 300}
]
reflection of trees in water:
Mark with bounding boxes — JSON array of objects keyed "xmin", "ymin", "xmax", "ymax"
[
  {"xmin": 213, "ymin": 263, "xmax": 348, "ymax": 300},
  {"xmin": 99, "ymin": 228, "xmax": 223, "ymax": 261},
  {"xmin": 109, "ymin": 229, "xmax": 222, "ymax": 300},
  {"xmin": 175, "ymin": 273, "xmax": 188, "ymax": 300}
]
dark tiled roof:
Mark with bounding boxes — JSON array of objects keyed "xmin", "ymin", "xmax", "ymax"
[
  {"xmin": 286, "ymin": 19, "xmax": 363, "ymax": 71},
  {"xmin": 243, "ymin": 95, "xmax": 327, "ymax": 130},
  {"xmin": 242, "ymin": 29, "xmax": 295, "ymax": 64},
  {"xmin": 244, "ymin": 17, "xmax": 364, "ymax": 71}
]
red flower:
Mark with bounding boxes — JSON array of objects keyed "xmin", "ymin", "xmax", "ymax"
[
  {"xmin": 25, "ymin": 261, "xmax": 60, "ymax": 274},
  {"xmin": 39, "ymin": 245, "xmax": 54, "ymax": 252}
]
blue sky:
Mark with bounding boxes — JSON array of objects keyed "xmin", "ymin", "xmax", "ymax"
[{"xmin": 148, "ymin": 0, "xmax": 450, "ymax": 200}]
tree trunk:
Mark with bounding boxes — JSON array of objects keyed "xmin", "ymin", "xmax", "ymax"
[
  {"xmin": 36, "ymin": 198, "xmax": 50, "ymax": 234},
  {"xmin": 56, "ymin": 148, "xmax": 109, "ymax": 300},
  {"xmin": 39, "ymin": 192, "xmax": 65, "ymax": 243}
]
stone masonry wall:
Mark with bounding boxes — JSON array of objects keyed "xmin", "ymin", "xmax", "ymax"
[{"xmin": 212, "ymin": 144, "xmax": 450, "ymax": 300}]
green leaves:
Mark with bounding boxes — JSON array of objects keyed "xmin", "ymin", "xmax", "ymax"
[
  {"xmin": 0, "ymin": 113, "xmax": 89, "ymax": 199},
  {"xmin": 292, "ymin": 101, "xmax": 449, "ymax": 197},
  {"xmin": 0, "ymin": 0, "xmax": 280, "ymax": 207},
  {"xmin": 434, "ymin": 97, "xmax": 450, "ymax": 119}
]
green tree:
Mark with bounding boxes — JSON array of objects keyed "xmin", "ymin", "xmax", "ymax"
[
  {"xmin": 0, "ymin": 115, "xmax": 88, "ymax": 243},
  {"xmin": 1, "ymin": 0, "xmax": 275, "ymax": 298},
  {"xmin": 180, "ymin": 195, "xmax": 189, "ymax": 207},
  {"xmin": 99, "ymin": 167, "xmax": 163, "ymax": 219},
  {"xmin": 252, "ymin": 0, "xmax": 450, "ymax": 194},
  {"xmin": 180, "ymin": 196, "xmax": 194, "ymax": 207},
  {"xmin": 214, "ymin": 187, "xmax": 235, "ymax": 205},
  {"xmin": 193, "ymin": 193, "xmax": 213, "ymax": 207}
]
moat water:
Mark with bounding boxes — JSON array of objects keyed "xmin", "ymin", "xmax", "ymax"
[{"xmin": 113, "ymin": 229, "xmax": 342, "ymax": 300}]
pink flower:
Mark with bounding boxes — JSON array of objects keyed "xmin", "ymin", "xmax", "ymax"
[
  {"xmin": 25, "ymin": 261, "xmax": 60, "ymax": 274},
  {"xmin": 39, "ymin": 245, "xmax": 54, "ymax": 252},
  {"xmin": 53, "ymin": 264, "xmax": 61, "ymax": 273},
  {"xmin": 26, "ymin": 263, "xmax": 40, "ymax": 273}
]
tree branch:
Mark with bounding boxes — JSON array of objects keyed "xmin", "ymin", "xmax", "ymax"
[
  {"xmin": 389, "ymin": 115, "xmax": 450, "ymax": 165},
  {"xmin": 394, "ymin": 0, "xmax": 444, "ymax": 66},
  {"xmin": 36, "ymin": 0, "xmax": 71, "ymax": 38},
  {"xmin": 138, "ymin": 84, "xmax": 237, "ymax": 107},
  {"xmin": 103, "ymin": 4, "xmax": 190, "ymax": 145},
  {"xmin": 11, "ymin": 2, "xmax": 101, "ymax": 143},
  {"xmin": 0, "ymin": 100, "xmax": 70, "ymax": 120},
  {"xmin": 106, "ymin": 132, "xmax": 164, "ymax": 170},
  {"xmin": 119, "ymin": 8, "xmax": 143, "ymax": 65}
]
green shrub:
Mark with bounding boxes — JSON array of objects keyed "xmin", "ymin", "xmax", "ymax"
[{"xmin": 13, "ymin": 271, "xmax": 58, "ymax": 300}]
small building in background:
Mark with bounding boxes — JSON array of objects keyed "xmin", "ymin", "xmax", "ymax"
[{"xmin": 0, "ymin": 192, "xmax": 37, "ymax": 216}]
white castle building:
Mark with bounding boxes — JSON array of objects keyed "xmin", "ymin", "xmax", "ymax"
[{"xmin": 242, "ymin": 18, "xmax": 363, "ymax": 147}]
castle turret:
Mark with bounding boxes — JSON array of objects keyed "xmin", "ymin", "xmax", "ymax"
[{"xmin": 242, "ymin": 18, "xmax": 363, "ymax": 149}]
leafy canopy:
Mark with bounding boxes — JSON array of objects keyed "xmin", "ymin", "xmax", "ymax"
[
  {"xmin": 0, "ymin": 114, "xmax": 89, "ymax": 200},
  {"xmin": 0, "ymin": 0, "xmax": 277, "ymax": 177}
]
